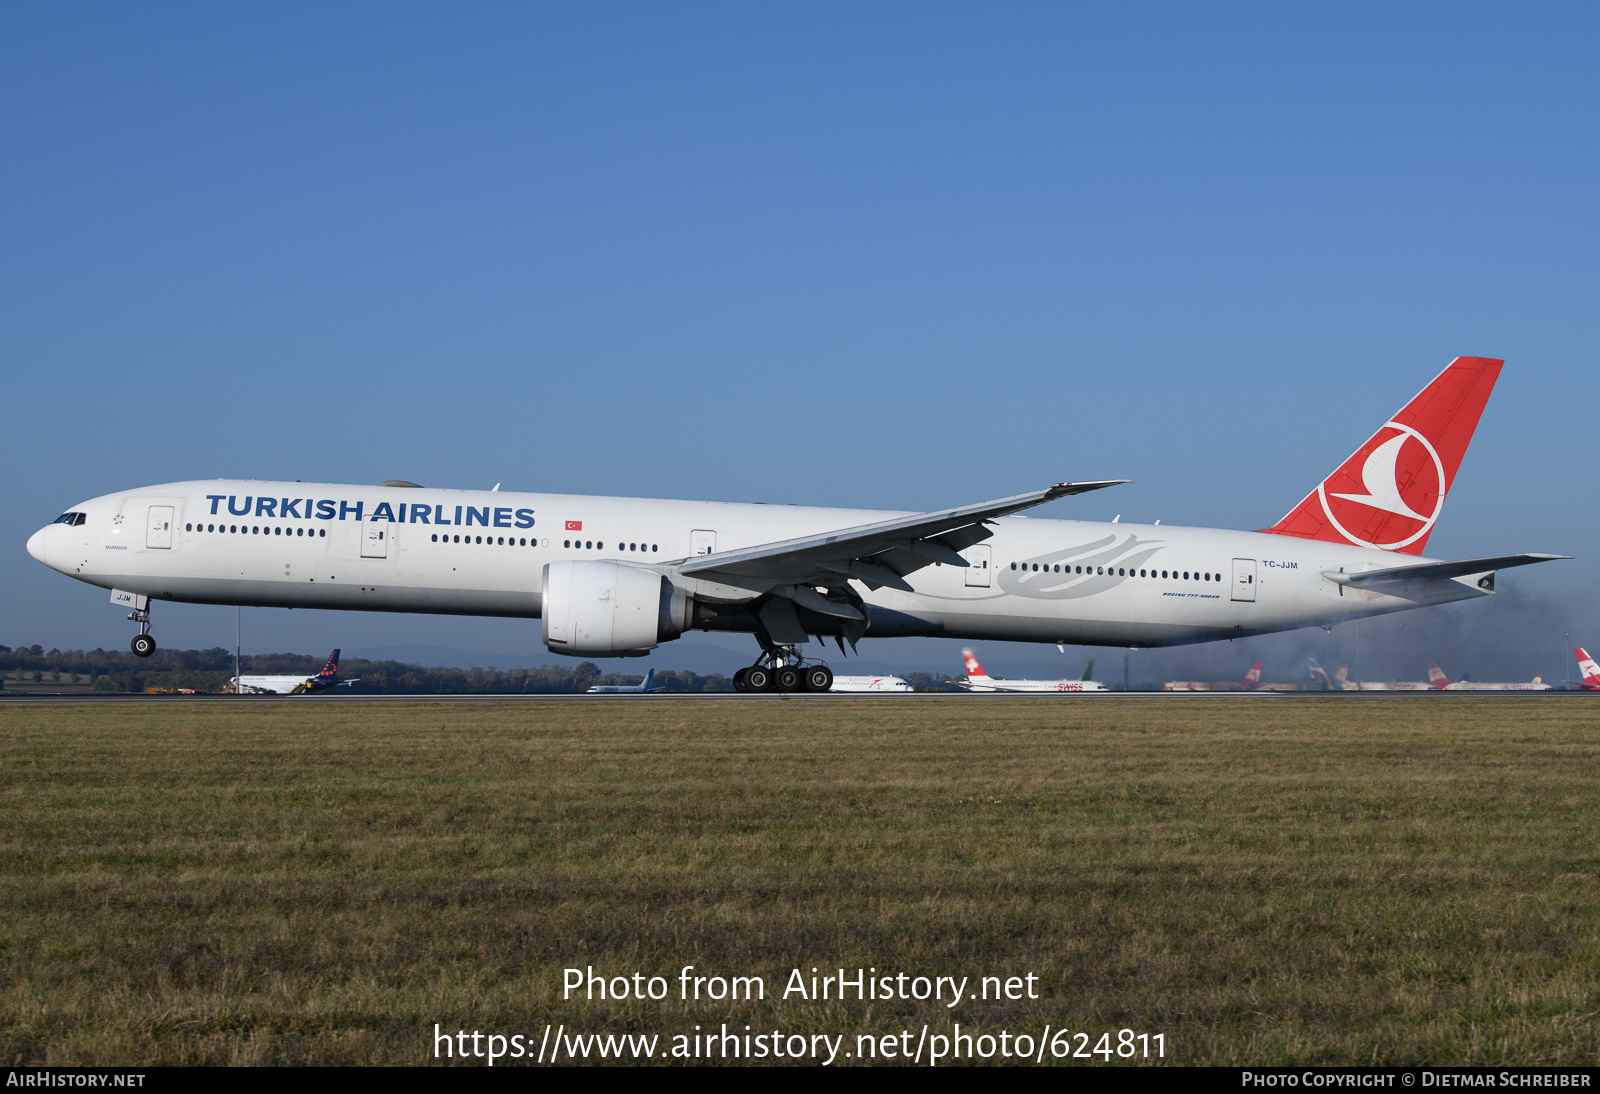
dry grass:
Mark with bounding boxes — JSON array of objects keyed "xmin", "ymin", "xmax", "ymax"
[{"xmin": 1, "ymin": 696, "xmax": 1597, "ymax": 1065}]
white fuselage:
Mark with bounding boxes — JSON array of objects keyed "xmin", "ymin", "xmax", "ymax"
[
  {"xmin": 231, "ymin": 674, "xmax": 324, "ymax": 695},
  {"xmin": 1439, "ymin": 680, "xmax": 1552, "ymax": 692},
  {"xmin": 831, "ymin": 676, "xmax": 914, "ymax": 692},
  {"xmin": 26, "ymin": 479, "xmax": 1493, "ymax": 651},
  {"xmin": 962, "ymin": 677, "xmax": 1109, "ymax": 693}
]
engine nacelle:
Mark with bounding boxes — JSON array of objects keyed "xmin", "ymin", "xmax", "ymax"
[{"xmin": 541, "ymin": 560, "xmax": 692, "ymax": 657}]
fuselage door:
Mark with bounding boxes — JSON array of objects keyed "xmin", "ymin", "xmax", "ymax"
[
  {"xmin": 146, "ymin": 506, "xmax": 174, "ymax": 549},
  {"xmin": 361, "ymin": 521, "xmax": 390, "ymax": 559},
  {"xmin": 1231, "ymin": 558, "xmax": 1257, "ymax": 602},
  {"xmin": 690, "ymin": 529, "xmax": 716, "ymax": 556},
  {"xmin": 963, "ymin": 544, "xmax": 992, "ymax": 587}
]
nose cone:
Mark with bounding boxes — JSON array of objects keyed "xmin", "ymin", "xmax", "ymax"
[{"xmin": 27, "ymin": 526, "xmax": 49, "ymax": 564}]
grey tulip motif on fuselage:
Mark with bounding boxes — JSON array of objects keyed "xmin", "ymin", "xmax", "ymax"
[{"xmin": 997, "ymin": 534, "xmax": 1165, "ymax": 600}]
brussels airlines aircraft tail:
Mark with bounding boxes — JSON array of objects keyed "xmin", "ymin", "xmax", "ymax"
[
  {"xmin": 312, "ymin": 649, "xmax": 341, "ymax": 685},
  {"xmin": 1575, "ymin": 648, "xmax": 1600, "ymax": 690},
  {"xmin": 1265, "ymin": 357, "xmax": 1503, "ymax": 555}
]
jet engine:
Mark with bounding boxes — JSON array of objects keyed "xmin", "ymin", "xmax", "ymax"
[{"xmin": 541, "ymin": 560, "xmax": 692, "ymax": 657}]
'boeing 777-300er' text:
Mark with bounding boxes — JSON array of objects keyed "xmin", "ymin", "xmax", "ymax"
[{"xmin": 26, "ymin": 357, "xmax": 1567, "ymax": 692}]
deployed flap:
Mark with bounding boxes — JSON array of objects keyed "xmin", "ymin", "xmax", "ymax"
[
  {"xmin": 676, "ymin": 480, "xmax": 1127, "ymax": 586},
  {"xmin": 1324, "ymin": 553, "xmax": 1569, "ymax": 586},
  {"xmin": 757, "ymin": 596, "xmax": 810, "ymax": 644}
]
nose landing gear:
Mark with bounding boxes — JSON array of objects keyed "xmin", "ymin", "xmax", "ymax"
[{"xmin": 127, "ymin": 600, "xmax": 156, "ymax": 657}]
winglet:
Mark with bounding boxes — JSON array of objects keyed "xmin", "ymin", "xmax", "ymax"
[{"xmin": 1045, "ymin": 480, "xmax": 1130, "ymax": 502}]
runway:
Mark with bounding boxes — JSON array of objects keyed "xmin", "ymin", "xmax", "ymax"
[{"xmin": 0, "ymin": 690, "xmax": 1592, "ymax": 704}]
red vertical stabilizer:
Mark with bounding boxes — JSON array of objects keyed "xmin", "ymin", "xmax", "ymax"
[
  {"xmin": 1575, "ymin": 648, "xmax": 1600, "ymax": 690},
  {"xmin": 1263, "ymin": 357, "xmax": 1503, "ymax": 555}
]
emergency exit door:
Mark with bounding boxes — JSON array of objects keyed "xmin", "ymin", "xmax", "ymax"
[
  {"xmin": 1231, "ymin": 558, "xmax": 1257, "ymax": 602},
  {"xmin": 963, "ymin": 544, "xmax": 992, "ymax": 587},
  {"xmin": 690, "ymin": 529, "xmax": 716, "ymax": 556},
  {"xmin": 146, "ymin": 506, "xmax": 174, "ymax": 549},
  {"xmin": 361, "ymin": 521, "xmax": 390, "ymax": 558}
]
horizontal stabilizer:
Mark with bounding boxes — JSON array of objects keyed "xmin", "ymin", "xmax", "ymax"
[{"xmin": 1324, "ymin": 553, "xmax": 1569, "ymax": 587}]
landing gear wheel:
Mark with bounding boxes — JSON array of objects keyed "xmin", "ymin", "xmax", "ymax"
[
  {"xmin": 131, "ymin": 634, "xmax": 156, "ymax": 658},
  {"xmin": 745, "ymin": 666, "xmax": 774, "ymax": 692},
  {"xmin": 775, "ymin": 666, "xmax": 802, "ymax": 692},
  {"xmin": 804, "ymin": 666, "xmax": 834, "ymax": 692},
  {"xmin": 733, "ymin": 667, "xmax": 750, "ymax": 692}
]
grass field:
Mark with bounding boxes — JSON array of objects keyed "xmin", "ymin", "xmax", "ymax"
[{"xmin": 1, "ymin": 696, "xmax": 1597, "ymax": 1066}]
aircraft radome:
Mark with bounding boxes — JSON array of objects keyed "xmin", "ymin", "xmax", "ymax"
[{"xmin": 26, "ymin": 357, "xmax": 1567, "ymax": 692}]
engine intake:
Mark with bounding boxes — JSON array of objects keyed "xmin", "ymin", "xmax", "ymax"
[{"xmin": 541, "ymin": 560, "xmax": 692, "ymax": 657}]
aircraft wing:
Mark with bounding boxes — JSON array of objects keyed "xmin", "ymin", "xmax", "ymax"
[
  {"xmin": 1326, "ymin": 553, "xmax": 1569, "ymax": 587},
  {"xmin": 676, "ymin": 481, "xmax": 1127, "ymax": 590}
]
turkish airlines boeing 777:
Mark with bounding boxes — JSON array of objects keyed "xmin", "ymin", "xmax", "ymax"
[{"xmin": 26, "ymin": 357, "xmax": 1566, "ymax": 692}]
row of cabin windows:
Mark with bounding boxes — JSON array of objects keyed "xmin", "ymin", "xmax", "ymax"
[
  {"xmin": 432, "ymin": 534, "xmax": 543, "ymax": 545},
  {"xmin": 1011, "ymin": 562, "xmax": 1222, "ymax": 581},
  {"xmin": 563, "ymin": 540, "xmax": 658, "ymax": 552},
  {"xmin": 181, "ymin": 522, "xmax": 666, "ymax": 552},
  {"xmin": 188, "ymin": 523, "xmax": 326, "ymax": 537},
  {"xmin": 425, "ymin": 535, "xmax": 662, "ymax": 551}
]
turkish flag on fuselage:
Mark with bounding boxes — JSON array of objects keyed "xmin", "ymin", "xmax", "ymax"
[{"xmin": 1263, "ymin": 357, "xmax": 1503, "ymax": 555}]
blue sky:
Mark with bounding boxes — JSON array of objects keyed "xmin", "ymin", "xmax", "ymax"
[{"xmin": 4, "ymin": 3, "xmax": 1596, "ymax": 680}]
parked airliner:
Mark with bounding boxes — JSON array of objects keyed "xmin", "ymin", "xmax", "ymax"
[
  {"xmin": 830, "ymin": 675, "xmax": 915, "ymax": 692},
  {"xmin": 25, "ymin": 357, "xmax": 1567, "ymax": 692},
  {"xmin": 1424, "ymin": 660, "xmax": 1552, "ymax": 691},
  {"xmin": 1575, "ymin": 648, "xmax": 1600, "ymax": 690},
  {"xmin": 958, "ymin": 649, "xmax": 1108, "ymax": 692},
  {"xmin": 231, "ymin": 649, "xmax": 353, "ymax": 695},
  {"xmin": 587, "ymin": 668, "xmax": 664, "ymax": 693}
]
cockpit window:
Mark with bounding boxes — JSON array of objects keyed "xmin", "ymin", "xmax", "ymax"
[{"xmin": 52, "ymin": 512, "xmax": 86, "ymax": 526}]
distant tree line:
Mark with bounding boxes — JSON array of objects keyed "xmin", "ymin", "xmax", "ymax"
[{"xmin": 0, "ymin": 645, "xmax": 733, "ymax": 694}]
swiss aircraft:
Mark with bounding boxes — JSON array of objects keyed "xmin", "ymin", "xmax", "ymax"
[
  {"xmin": 587, "ymin": 668, "xmax": 664, "ymax": 693},
  {"xmin": 958, "ymin": 649, "xmax": 1109, "ymax": 692},
  {"xmin": 231, "ymin": 649, "xmax": 353, "ymax": 695},
  {"xmin": 25, "ymin": 357, "xmax": 1567, "ymax": 692}
]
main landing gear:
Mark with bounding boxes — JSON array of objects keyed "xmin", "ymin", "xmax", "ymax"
[
  {"xmin": 732, "ymin": 645, "xmax": 834, "ymax": 693},
  {"xmin": 128, "ymin": 600, "xmax": 156, "ymax": 658}
]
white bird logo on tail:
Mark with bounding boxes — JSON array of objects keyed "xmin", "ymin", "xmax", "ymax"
[{"xmin": 1330, "ymin": 432, "xmax": 1431, "ymax": 520}]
